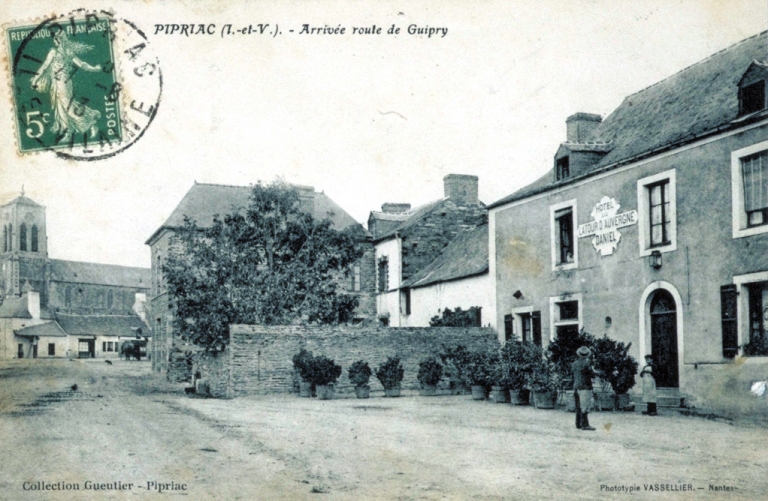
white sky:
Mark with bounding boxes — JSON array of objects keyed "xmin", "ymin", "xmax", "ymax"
[{"xmin": 0, "ymin": 0, "xmax": 766, "ymax": 268}]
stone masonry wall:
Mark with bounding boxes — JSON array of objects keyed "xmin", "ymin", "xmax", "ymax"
[
  {"xmin": 400, "ymin": 200, "xmax": 486, "ymax": 282},
  {"xmin": 204, "ymin": 325, "xmax": 497, "ymax": 398}
]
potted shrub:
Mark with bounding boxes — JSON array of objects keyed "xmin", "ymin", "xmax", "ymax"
[
  {"xmin": 439, "ymin": 344, "xmax": 471, "ymax": 395},
  {"xmin": 463, "ymin": 350, "xmax": 492, "ymax": 400},
  {"xmin": 488, "ymin": 349, "xmax": 510, "ymax": 403},
  {"xmin": 307, "ymin": 355, "xmax": 342, "ymax": 400},
  {"xmin": 527, "ymin": 359, "xmax": 559, "ymax": 409},
  {"xmin": 417, "ymin": 356, "xmax": 443, "ymax": 396},
  {"xmin": 500, "ymin": 340, "xmax": 539, "ymax": 405},
  {"xmin": 292, "ymin": 348, "xmax": 315, "ymax": 397},
  {"xmin": 593, "ymin": 335, "xmax": 638, "ymax": 410},
  {"xmin": 376, "ymin": 356, "xmax": 404, "ymax": 397},
  {"xmin": 348, "ymin": 360, "xmax": 373, "ymax": 399}
]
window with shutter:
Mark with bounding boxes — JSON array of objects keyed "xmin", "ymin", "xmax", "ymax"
[
  {"xmin": 720, "ymin": 284, "xmax": 738, "ymax": 358},
  {"xmin": 503, "ymin": 314, "xmax": 513, "ymax": 341}
]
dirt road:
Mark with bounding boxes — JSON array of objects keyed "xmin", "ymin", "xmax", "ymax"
[{"xmin": 1, "ymin": 360, "xmax": 766, "ymax": 500}]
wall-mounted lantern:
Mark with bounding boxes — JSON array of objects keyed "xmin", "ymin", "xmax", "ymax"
[{"xmin": 649, "ymin": 250, "xmax": 662, "ymax": 269}]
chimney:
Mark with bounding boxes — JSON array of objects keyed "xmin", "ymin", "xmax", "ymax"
[
  {"xmin": 381, "ymin": 203, "xmax": 411, "ymax": 213},
  {"xmin": 27, "ymin": 291, "xmax": 40, "ymax": 320},
  {"xmin": 443, "ymin": 174, "xmax": 479, "ymax": 204},
  {"xmin": 566, "ymin": 113, "xmax": 602, "ymax": 143}
]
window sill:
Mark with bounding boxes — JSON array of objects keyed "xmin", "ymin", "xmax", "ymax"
[
  {"xmin": 640, "ymin": 241, "xmax": 676, "ymax": 257},
  {"xmin": 733, "ymin": 224, "xmax": 768, "ymax": 239},
  {"xmin": 553, "ymin": 262, "xmax": 577, "ymax": 272}
]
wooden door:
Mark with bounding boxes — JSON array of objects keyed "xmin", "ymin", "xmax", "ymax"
[{"xmin": 650, "ymin": 290, "xmax": 679, "ymax": 388}]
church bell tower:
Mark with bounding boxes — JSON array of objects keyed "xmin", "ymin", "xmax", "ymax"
[{"xmin": 1, "ymin": 189, "xmax": 48, "ymax": 299}]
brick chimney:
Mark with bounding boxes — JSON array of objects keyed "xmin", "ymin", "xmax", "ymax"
[
  {"xmin": 381, "ymin": 203, "xmax": 411, "ymax": 213},
  {"xmin": 443, "ymin": 174, "xmax": 479, "ymax": 204},
  {"xmin": 566, "ymin": 113, "xmax": 602, "ymax": 142}
]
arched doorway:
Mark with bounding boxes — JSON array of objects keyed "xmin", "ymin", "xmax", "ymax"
[{"xmin": 650, "ymin": 289, "xmax": 679, "ymax": 388}]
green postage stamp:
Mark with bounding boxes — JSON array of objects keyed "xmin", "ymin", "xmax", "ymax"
[{"xmin": 4, "ymin": 11, "xmax": 161, "ymax": 160}]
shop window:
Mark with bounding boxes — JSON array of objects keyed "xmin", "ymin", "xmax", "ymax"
[
  {"xmin": 732, "ymin": 141, "xmax": 768, "ymax": 238},
  {"xmin": 377, "ymin": 257, "xmax": 389, "ymax": 293},
  {"xmin": 48, "ymin": 343, "xmax": 55, "ymax": 356},
  {"xmin": 31, "ymin": 225, "xmax": 38, "ymax": 252},
  {"xmin": 637, "ymin": 169, "xmax": 677, "ymax": 256},
  {"xmin": 550, "ymin": 200, "xmax": 577, "ymax": 270},
  {"xmin": 19, "ymin": 223, "xmax": 27, "ymax": 251}
]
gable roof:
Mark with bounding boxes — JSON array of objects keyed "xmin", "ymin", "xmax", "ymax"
[
  {"xmin": 490, "ymin": 31, "xmax": 768, "ymax": 209},
  {"xmin": 401, "ymin": 224, "xmax": 488, "ymax": 289},
  {"xmin": 0, "ymin": 296, "xmax": 32, "ymax": 319},
  {"xmin": 372, "ymin": 198, "xmax": 449, "ymax": 242},
  {"xmin": 15, "ymin": 321, "xmax": 67, "ymax": 338},
  {"xmin": 146, "ymin": 182, "xmax": 361, "ymax": 244},
  {"xmin": 55, "ymin": 313, "xmax": 149, "ymax": 338},
  {"xmin": 49, "ymin": 259, "xmax": 150, "ymax": 289}
]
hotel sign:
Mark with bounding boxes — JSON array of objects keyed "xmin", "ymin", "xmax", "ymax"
[{"xmin": 577, "ymin": 196, "xmax": 637, "ymax": 256}]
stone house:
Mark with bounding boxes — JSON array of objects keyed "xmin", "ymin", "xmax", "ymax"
[
  {"xmin": 487, "ymin": 32, "xmax": 768, "ymax": 412},
  {"xmin": 370, "ymin": 174, "xmax": 487, "ymax": 327},
  {"xmin": 145, "ymin": 182, "xmax": 374, "ymax": 375}
]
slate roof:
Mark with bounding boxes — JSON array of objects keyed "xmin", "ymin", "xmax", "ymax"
[
  {"xmin": 1, "ymin": 195, "xmax": 43, "ymax": 208},
  {"xmin": 0, "ymin": 296, "xmax": 32, "ymax": 319},
  {"xmin": 490, "ymin": 31, "xmax": 768, "ymax": 209},
  {"xmin": 15, "ymin": 321, "xmax": 67, "ymax": 337},
  {"xmin": 401, "ymin": 224, "xmax": 488, "ymax": 289},
  {"xmin": 372, "ymin": 199, "xmax": 449, "ymax": 242},
  {"xmin": 49, "ymin": 259, "xmax": 150, "ymax": 289},
  {"xmin": 146, "ymin": 182, "xmax": 361, "ymax": 244},
  {"xmin": 55, "ymin": 313, "xmax": 149, "ymax": 338}
]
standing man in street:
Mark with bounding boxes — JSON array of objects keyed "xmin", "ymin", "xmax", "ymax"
[{"xmin": 572, "ymin": 346, "xmax": 596, "ymax": 431}]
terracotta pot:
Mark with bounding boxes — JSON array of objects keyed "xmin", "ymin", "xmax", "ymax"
[
  {"xmin": 316, "ymin": 384, "xmax": 334, "ymax": 400},
  {"xmin": 490, "ymin": 386, "xmax": 510, "ymax": 403},
  {"xmin": 299, "ymin": 380, "xmax": 313, "ymax": 398},
  {"xmin": 596, "ymin": 391, "xmax": 616, "ymax": 411},
  {"xmin": 419, "ymin": 385, "xmax": 437, "ymax": 396},
  {"xmin": 470, "ymin": 385, "xmax": 487, "ymax": 400},
  {"xmin": 533, "ymin": 390, "xmax": 556, "ymax": 409},
  {"xmin": 385, "ymin": 387, "xmax": 401, "ymax": 397},
  {"xmin": 508, "ymin": 389, "xmax": 529, "ymax": 405},
  {"xmin": 614, "ymin": 393, "xmax": 631, "ymax": 409},
  {"xmin": 354, "ymin": 386, "xmax": 370, "ymax": 399}
]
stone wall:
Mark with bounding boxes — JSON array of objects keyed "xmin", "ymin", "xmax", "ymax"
[{"xmin": 203, "ymin": 325, "xmax": 497, "ymax": 398}]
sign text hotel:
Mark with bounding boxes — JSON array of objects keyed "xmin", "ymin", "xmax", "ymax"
[{"xmin": 577, "ymin": 196, "xmax": 638, "ymax": 256}]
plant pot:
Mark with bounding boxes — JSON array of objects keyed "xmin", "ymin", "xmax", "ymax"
[
  {"xmin": 614, "ymin": 393, "xmax": 631, "ymax": 409},
  {"xmin": 316, "ymin": 384, "xmax": 334, "ymax": 400},
  {"xmin": 419, "ymin": 385, "xmax": 437, "ymax": 396},
  {"xmin": 509, "ymin": 389, "xmax": 529, "ymax": 405},
  {"xmin": 354, "ymin": 386, "xmax": 370, "ymax": 399},
  {"xmin": 533, "ymin": 390, "xmax": 556, "ymax": 409},
  {"xmin": 596, "ymin": 391, "xmax": 616, "ymax": 411},
  {"xmin": 470, "ymin": 385, "xmax": 487, "ymax": 400},
  {"xmin": 299, "ymin": 380, "xmax": 313, "ymax": 398},
  {"xmin": 490, "ymin": 386, "xmax": 510, "ymax": 403},
  {"xmin": 384, "ymin": 387, "xmax": 401, "ymax": 397}
]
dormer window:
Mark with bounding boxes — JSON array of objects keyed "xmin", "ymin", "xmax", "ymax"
[
  {"xmin": 740, "ymin": 80, "xmax": 765, "ymax": 115},
  {"xmin": 556, "ymin": 156, "xmax": 570, "ymax": 181}
]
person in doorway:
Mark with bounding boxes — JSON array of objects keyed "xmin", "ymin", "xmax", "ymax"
[
  {"xmin": 640, "ymin": 354, "xmax": 658, "ymax": 415},
  {"xmin": 571, "ymin": 346, "xmax": 596, "ymax": 431}
]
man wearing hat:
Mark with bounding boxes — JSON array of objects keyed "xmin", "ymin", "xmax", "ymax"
[{"xmin": 571, "ymin": 346, "xmax": 596, "ymax": 431}]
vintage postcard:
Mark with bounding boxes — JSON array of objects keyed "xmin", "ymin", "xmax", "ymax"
[{"xmin": 0, "ymin": 1, "xmax": 767, "ymax": 500}]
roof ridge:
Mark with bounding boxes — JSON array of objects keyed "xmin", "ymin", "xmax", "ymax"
[
  {"xmin": 193, "ymin": 182, "xmax": 253, "ymax": 189},
  {"xmin": 624, "ymin": 30, "xmax": 767, "ymax": 100},
  {"xmin": 51, "ymin": 258, "xmax": 149, "ymax": 271}
]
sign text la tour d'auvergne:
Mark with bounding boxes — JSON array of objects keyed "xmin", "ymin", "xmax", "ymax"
[{"xmin": 577, "ymin": 196, "xmax": 638, "ymax": 257}]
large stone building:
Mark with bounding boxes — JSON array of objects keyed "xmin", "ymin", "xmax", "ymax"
[
  {"xmin": 146, "ymin": 182, "xmax": 374, "ymax": 374},
  {"xmin": 0, "ymin": 193, "xmax": 151, "ymax": 359},
  {"xmin": 488, "ymin": 32, "xmax": 768, "ymax": 413}
]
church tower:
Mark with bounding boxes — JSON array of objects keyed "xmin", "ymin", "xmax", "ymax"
[{"xmin": 1, "ymin": 190, "xmax": 48, "ymax": 301}]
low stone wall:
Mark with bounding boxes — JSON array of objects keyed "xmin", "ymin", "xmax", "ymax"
[{"xmin": 203, "ymin": 325, "xmax": 497, "ymax": 398}]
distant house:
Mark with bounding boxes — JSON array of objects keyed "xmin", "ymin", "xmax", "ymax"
[
  {"xmin": 0, "ymin": 193, "xmax": 151, "ymax": 359},
  {"xmin": 145, "ymin": 182, "xmax": 374, "ymax": 375},
  {"xmin": 369, "ymin": 174, "xmax": 487, "ymax": 326}
]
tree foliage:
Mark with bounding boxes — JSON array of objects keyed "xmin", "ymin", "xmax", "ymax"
[
  {"xmin": 429, "ymin": 306, "xmax": 482, "ymax": 327},
  {"xmin": 163, "ymin": 180, "xmax": 367, "ymax": 352}
]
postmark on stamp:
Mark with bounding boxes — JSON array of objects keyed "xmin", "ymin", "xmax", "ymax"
[{"xmin": 5, "ymin": 9, "xmax": 161, "ymax": 160}]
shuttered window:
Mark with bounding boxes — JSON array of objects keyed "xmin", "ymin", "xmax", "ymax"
[{"xmin": 721, "ymin": 284, "xmax": 738, "ymax": 358}]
